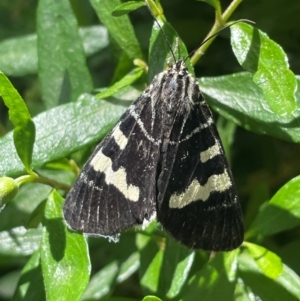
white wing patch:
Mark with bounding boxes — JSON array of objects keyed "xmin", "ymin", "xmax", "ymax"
[
  {"xmin": 90, "ymin": 148, "xmax": 140, "ymax": 202},
  {"xmin": 111, "ymin": 124, "xmax": 128, "ymax": 150},
  {"xmin": 200, "ymin": 141, "xmax": 221, "ymax": 163},
  {"xmin": 169, "ymin": 169, "xmax": 232, "ymax": 208}
]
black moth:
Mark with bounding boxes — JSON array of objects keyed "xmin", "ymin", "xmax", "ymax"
[{"xmin": 63, "ymin": 57, "xmax": 244, "ymax": 251}]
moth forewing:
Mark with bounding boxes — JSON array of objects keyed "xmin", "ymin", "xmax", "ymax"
[{"xmin": 63, "ymin": 59, "xmax": 243, "ymax": 251}]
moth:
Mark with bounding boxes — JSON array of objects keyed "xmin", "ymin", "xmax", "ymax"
[{"xmin": 63, "ymin": 54, "xmax": 244, "ymax": 251}]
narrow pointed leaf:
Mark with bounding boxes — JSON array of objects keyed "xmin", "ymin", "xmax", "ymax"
[
  {"xmin": 12, "ymin": 252, "xmax": 46, "ymax": 301},
  {"xmin": 140, "ymin": 247, "xmax": 163, "ymax": 293},
  {"xmin": 0, "ymin": 72, "xmax": 35, "ymax": 172},
  {"xmin": 0, "ymin": 26, "xmax": 108, "ymax": 77},
  {"xmin": 82, "ymin": 252, "xmax": 140, "ymax": 300},
  {"xmin": 37, "ymin": 0, "xmax": 93, "ymax": 108},
  {"xmin": 181, "ymin": 250, "xmax": 239, "ymax": 301},
  {"xmin": 90, "ymin": 0, "xmax": 142, "ymax": 60},
  {"xmin": 196, "ymin": 0, "xmax": 221, "ymax": 13},
  {"xmin": 138, "ymin": 234, "xmax": 195, "ymax": 297},
  {"xmin": 81, "ymin": 261, "xmax": 119, "ymax": 300},
  {"xmin": 158, "ymin": 239, "xmax": 195, "ymax": 298},
  {"xmin": 112, "ymin": 1, "xmax": 146, "ymax": 16},
  {"xmin": 97, "ymin": 67, "xmax": 144, "ymax": 99}
]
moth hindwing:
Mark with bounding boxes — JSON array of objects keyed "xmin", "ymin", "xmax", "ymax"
[{"xmin": 63, "ymin": 60, "xmax": 244, "ymax": 251}]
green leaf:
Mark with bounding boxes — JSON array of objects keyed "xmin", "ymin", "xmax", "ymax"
[
  {"xmin": 41, "ymin": 190, "xmax": 90, "ymax": 301},
  {"xmin": 231, "ymin": 23, "xmax": 297, "ymax": 117},
  {"xmin": 196, "ymin": 0, "xmax": 221, "ymax": 13},
  {"xmin": 244, "ymin": 184, "xmax": 269, "ymax": 231},
  {"xmin": 44, "ymin": 158, "xmax": 75, "ymax": 171},
  {"xmin": 82, "ymin": 261, "xmax": 119, "ymax": 300},
  {"xmin": 0, "ymin": 227, "xmax": 42, "ymax": 257},
  {"xmin": 245, "ymin": 243, "xmax": 283, "ymax": 279},
  {"xmin": 112, "ymin": 1, "xmax": 146, "ymax": 16},
  {"xmin": 90, "ymin": 0, "xmax": 142, "ymax": 60},
  {"xmin": 234, "ymin": 280, "xmax": 256, "ymax": 301},
  {"xmin": 142, "ymin": 296, "xmax": 163, "ymax": 301},
  {"xmin": 117, "ymin": 251, "xmax": 140, "ymax": 282},
  {"xmin": 160, "ymin": 239, "xmax": 195, "ymax": 298},
  {"xmin": 0, "ymin": 26, "xmax": 108, "ymax": 77},
  {"xmin": 0, "ymin": 270, "xmax": 20, "ymax": 300},
  {"xmin": 148, "ymin": 20, "xmax": 193, "ymax": 82},
  {"xmin": 97, "ymin": 67, "xmax": 144, "ymax": 99},
  {"xmin": 199, "ymin": 73, "xmax": 300, "ymax": 143},
  {"xmin": 181, "ymin": 250, "xmax": 239, "ymax": 301},
  {"xmin": 82, "ymin": 252, "xmax": 140, "ymax": 300},
  {"xmin": 37, "ymin": 0, "xmax": 93, "ymax": 108},
  {"xmin": 104, "ymin": 297, "xmax": 141, "ymax": 301},
  {"xmin": 140, "ymin": 243, "xmax": 164, "ymax": 294},
  {"xmin": 12, "ymin": 252, "xmax": 46, "ymax": 301},
  {"xmin": 80, "ymin": 26, "xmax": 109, "ymax": 57},
  {"xmin": 0, "ymin": 34, "xmax": 37, "ymax": 76},
  {"xmin": 239, "ymin": 251, "xmax": 300, "ymax": 301},
  {"xmin": 26, "ymin": 200, "xmax": 47, "ymax": 229},
  {"xmin": 278, "ymin": 239, "xmax": 300, "ymax": 275},
  {"xmin": 0, "ymin": 72, "xmax": 35, "ymax": 172},
  {"xmin": 139, "ymin": 236, "xmax": 194, "ymax": 298},
  {"xmin": 13, "ymin": 120, "xmax": 36, "ymax": 172},
  {"xmin": 111, "ymin": 51, "xmax": 135, "ymax": 83},
  {"xmin": 0, "ymin": 183, "xmax": 51, "ymax": 231},
  {"xmin": 101, "ymin": 297, "xmax": 141, "ymax": 301},
  {"xmin": 216, "ymin": 116, "xmax": 236, "ymax": 163},
  {"xmin": 248, "ymin": 175, "xmax": 300, "ymax": 236},
  {"xmin": 0, "ymin": 94, "xmax": 127, "ymax": 176}
]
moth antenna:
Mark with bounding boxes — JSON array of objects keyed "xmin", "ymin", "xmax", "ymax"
[
  {"xmin": 184, "ymin": 19, "xmax": 255, "ymax": 63},
  {"xmin": 167, "ymin": 38, "xmax": 180, "ymax": 66},
  {"xmin": 145, "ymin": 0, "xmax": 177, "ymax": 63}
]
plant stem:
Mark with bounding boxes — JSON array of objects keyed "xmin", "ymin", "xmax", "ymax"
[
  {"xmin": 16, "ymin": 172, "xmax": 71, "ymax": 192},
  {"xmin": 35, "ymin": 173, "xmax": 71, "ymax": 192},
  {"xmin": 222, "ymin": 0, "xmax": 243, "ymax": 22},
  {"xmin": 190, "ymin": 0, "xmax": 243, "ymax": 66}
]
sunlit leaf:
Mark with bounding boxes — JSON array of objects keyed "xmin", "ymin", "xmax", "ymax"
[
  {"xmin": 41, "ymin": 190, "xmax": 90, "ymax": 301},
  {"xmin": 37, "ymin": 0, "xmax": 93, "ymax": 108},
  {"xmin": 112, "ymin": 1, "xmax": 146, "ymax": 16},
  {"xmin": 231, "ymin": 23, "xmax": 297, "ymax": 117},
  {"xmin": 249, "ymin": 175, "xmax": 300, "ymax": 236},
  {"xmin": 0, "ymin": 72, "xmax": 35, "ymax": 172},
  {"xmin": 245, "ymin": 242, "xmax": 283, "ymax": 279}
]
